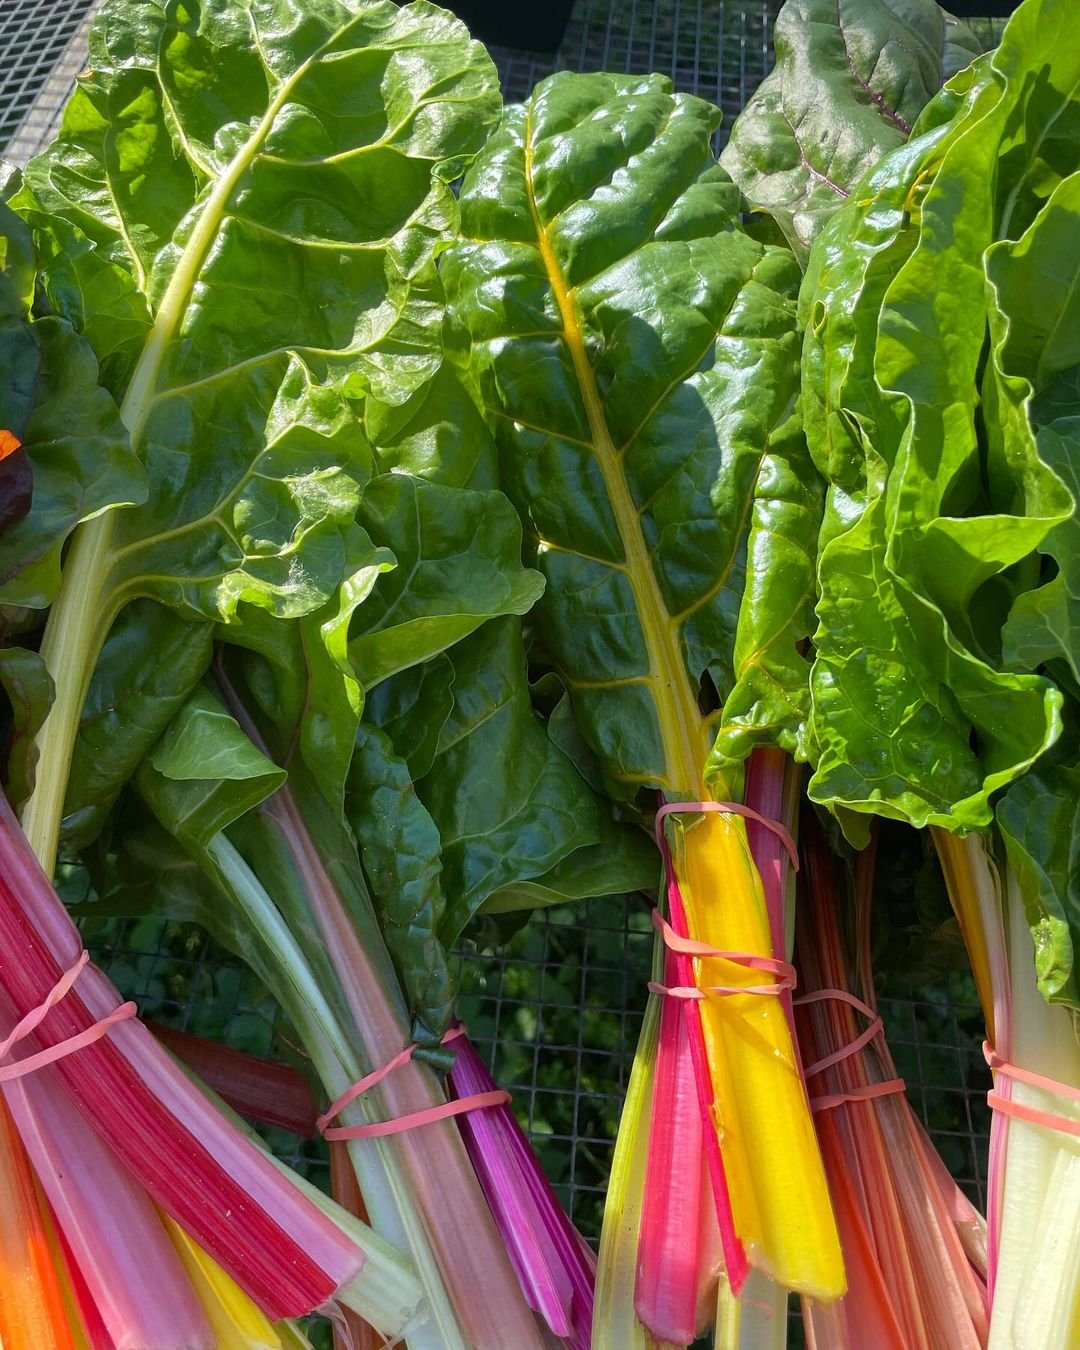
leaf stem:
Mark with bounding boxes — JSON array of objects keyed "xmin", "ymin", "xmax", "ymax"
[
  {"xmin": 19, "ymin": 515, "xmax": 117, "ymax": 873},
  {"xmin": 522, "ymin": 110, "xmax": 707, "ymax": 799}
]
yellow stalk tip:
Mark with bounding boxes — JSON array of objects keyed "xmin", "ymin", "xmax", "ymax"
[{"xmin": 674, "ymin": 811, "xmax": 844, "ymax": 1300}]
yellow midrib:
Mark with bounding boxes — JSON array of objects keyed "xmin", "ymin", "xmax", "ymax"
[{"xmin": 522, "ymin": 116, "xmax": 707, "ymax": 799}]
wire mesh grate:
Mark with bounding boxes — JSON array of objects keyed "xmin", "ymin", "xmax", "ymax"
[{"xmin": 4, "ymin": 0, "xmax": 993, "ymax": 1256}]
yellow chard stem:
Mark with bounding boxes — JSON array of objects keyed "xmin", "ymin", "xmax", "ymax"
[
  {"xmin": 674, "ymin": 810, "xmax": 844, "ymax": 1299},
  {"xmin": 163, "ymin": 1215, "xmax": 286, "ymax": 1350}
]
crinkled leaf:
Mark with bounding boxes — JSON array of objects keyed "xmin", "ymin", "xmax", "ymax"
[
  {"xmin": 223, "ymin": 526, "xmax": 395, "ymax": 814},
  {"xmin": 347, "ymin": 723, "xmax": 454, "ymax": 1041},
  {"xmin": 721, "ymin": 0, "xmax": 981, "ymax": 261},
  {"xmin": 989, "ymin": 172, "xmax": 1080, "ymax": 677},
  {"xmin": 139, "ymin": 686, "xmax": 286, "ymax": 849},
  {"xmin": 414, "ymin": 618, "xmax": 659, "ymax": 944},
  {"xmin": 444, "ymin": 71, "xmax": 804, "ymax": 802},
  {"xmin": 349, "ymin": 474, "xmax": 544, "ymax": 688},
  {"xmin": 12, "ymin": 0, "xmax": 500, "ymax": 632},
  {"xmin": 363, "ymin": 358, "xmax": 500, "ymax": 491},
  {"xmin": 0, "ymin": 199, "xmax": 142, "ymax": 608},
  {"xmin": 709, "ymin": 369, "xmax": 823, "ymax": 774},
  {"xmin": 62, "ymin": 601, "xmax": 213, "ymax": 850},
  {"xmin": 0, "ymin": 647, "xmax": 53, "ymax": 808},
  {"xmin": 802, "ymin": 17, "xmax": 1077, "ymax": 831}
]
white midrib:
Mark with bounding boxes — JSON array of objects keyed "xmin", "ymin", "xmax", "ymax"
[{"xmin": 21, "ymin": 40, "xmax": 335, "ymax": 873}]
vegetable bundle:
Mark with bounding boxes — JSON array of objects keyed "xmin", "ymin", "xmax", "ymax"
[{"xmin": 2, "ymin": 0, "xmax": 1079, "ymax": 1346}]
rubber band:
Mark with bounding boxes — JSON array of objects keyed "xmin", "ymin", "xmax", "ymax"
[
  {"xmin": 810, "ymin": 1081, "xmax": 907, "ymax": 1113},
  {"xmin": 0, "ymin": 951, "xmax": 136, "ymax": 1082},
  {"xmin": 651, "ymin": 909, "xmax": 795, "ymax": 977},
  {"xmin": 983, "ymin": 1042, "xmax": 1080, "ymax": 1140},
  {"xmin": 649, "ymin": 908, "xmax": 797, "ymax": 1003},
  {"xmin": 793, "ymin": 988, "xmax": 906, "ymax": 1109},
  {"xmin": 317, "ymin": 1026, "xmax": 511, "ymax": 1141},
  {"xmin": 654, "ymin": 799, "xmax": 799, "ymax": 873},
  {"xmin": 794, "ymin": 988, "xmax": 887, "ymax": 1079}
]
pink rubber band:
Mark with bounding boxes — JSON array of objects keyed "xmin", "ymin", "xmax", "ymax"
[
  {"xmin": 0, "ymin": 951, "xmax": 136, "ymax": 1082},
  {"xmin": 794, "ymin": 988, "xmax": 886, "ymax": 1078},
  {"xmin": 654, "ymin": 800, "xmax": 799, "ymax": 873},
  {"xmin": 793, "ymin": 988, "xmax": 906, "ymax": 1109},
  {"xmin": 983, "ymin": 1042, "xmax": 1080, "ymax": 1139},
  {"xmin": 810, "ymin": 1080, "xmax": 907, "ymax": 1113},
  {"xmin": 651, "ymin": 910, "xmax": 795, "ymax": 978},
  {"xmin": 649, "ymin": 909, "xmax": 797, "ymax": 1002},
  {"xmin": 649, "ymin": 978, "xmax": 793, "ymax": 1000},
  {"xmin": 317, "ymin": 1026, "xmax": 511, "ymax": 1140},
  {"xmin": 323, "ymin": 1091, "xmax": 512, "ymax": 1141}
]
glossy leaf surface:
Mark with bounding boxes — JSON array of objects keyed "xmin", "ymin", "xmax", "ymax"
[
  {"xmin": 801, "ymin": 16, "xmax": 1080, "ymax": 832},
  {"xmin": 721, "ymin": 0, "xmax": 981, "ymax": 261},
  {"xmin": 444, "ymin": 71, "xmax": 805, "ymax": 803},
  {"xmin": 0, "ymin": 198, "xmax": 140, "ymax": 608}
]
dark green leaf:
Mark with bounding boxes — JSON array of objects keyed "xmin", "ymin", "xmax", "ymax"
[
  {"xmin": 364, "ymin": 654, "xmax": 455, "ymax": 780},
  {"xmin": 0, "ymin": 199, "xmax": 142, "ymax": 609},
  {"xmin": 721, "ymin": 0, "xmax": 981, "ymax": 261},
  {"xmin": 444, "ymin": 71, "xmax": 803, "ymax": 803},
  {"xmin": 414, "ymin": 618, "xmax": 659, "ymax": 943},
  {"xmin": 0, "ymin": 646, "xmax": 53, "ymax": 808},
  {"xmin": 347, "ymin": 723, "xmax": 454, "ymax": 1041},
  {"xmin": 62, "ymin": 601, "xmax": 213, "ymax": 850}
]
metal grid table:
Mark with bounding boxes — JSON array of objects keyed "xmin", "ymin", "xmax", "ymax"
[{"xmin": 6, "ymin": 0, "xmax": 994, "ymax": 1259}]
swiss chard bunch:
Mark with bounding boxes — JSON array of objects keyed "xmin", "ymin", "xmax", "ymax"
[
  {"xmin": 726, "ymin": 0, "xmax": 1080, "ymax": 1343},
  {"xmin": 1, "ymin": 0, "xmax": 652, "ymax": 1345}
]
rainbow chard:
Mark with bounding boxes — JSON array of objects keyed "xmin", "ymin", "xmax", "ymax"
[
  {"xmin": 448, "ymin": 1029, "xmax": 596, "ymax": 1348},
  {"xmin": 101, "ymin": 362, "xmax": 655, "ymax": 1346},
  {"xmin": 795, "ymin": 2, "xmax": 1080, "ymax": 1342},
  {"xmin": 0, "ymin": 790, "xmax": 421, "ymax": 1336},
  {"xmin": 0, "ymin": 0, "xmax": 539, "ymax": 1338},
  {"xmin": 443, "ymin": 69, "xmax": 843, "ymax": 1309}
]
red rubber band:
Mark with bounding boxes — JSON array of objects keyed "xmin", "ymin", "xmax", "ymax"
[
  {"xmin": 0, "ymin": 951, "xmax": 136, "ymax": 1082},
  {"xmin": 654, "ymin": 800, "xmax": 799, "ymax": 873},
  {"xmin": 983, "ymin": 1042, "xmax": 1080, "ymax": 1139},
  {"xmin": 317, "ymin": 1026, "xmax": 511, "ymax": 1141}
]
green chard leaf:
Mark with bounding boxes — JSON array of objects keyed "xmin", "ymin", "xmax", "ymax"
[
  {"xmin": 0, "ymin": 646, "xmax": 54, "ymax": 808},
  {"xmin": 62, "ymin": 602, "xmax": 214, "ymax": 849},
  {"xmin": 721, "ymin": 0, "xmax": 981, "ymax": 262},
  {"xmin": 399, "ymin": 618, "xmax": 659, "ymax": 944},
  {"xmin": 801, "ymin": 12, "xmax": 1080, "ymax": 833},
  {"xmin": 0, "ymin": 197, "xmax": 142, "ymax": 609},
  {"xmin": 13, "ymin": 0, "xmax": 502, "ymax": 636},
  {"xmin": 348, "ymin": 473, "xmax": 544, "ymax": 688},
  {"xmin": 991, "ymin": 171, "xmax": 1080, "ymax": 679},
  {"xmin": 11, "ymin": 0, "xmax": 501, "ymax": 870},
  {"xmin": 347, "ymin": 723, "xmax": 454, "ymax": 1041},
  {"xmin": 139, "ymin": 685, "xmax": 286, "ymax": 849},
  {"xmin": 709, "ymin": 395, "xmax": 824, "ymax": 773},
  {"xmin": 444, "ymin": 71, "xmax": 807, "ymax": 803}
]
